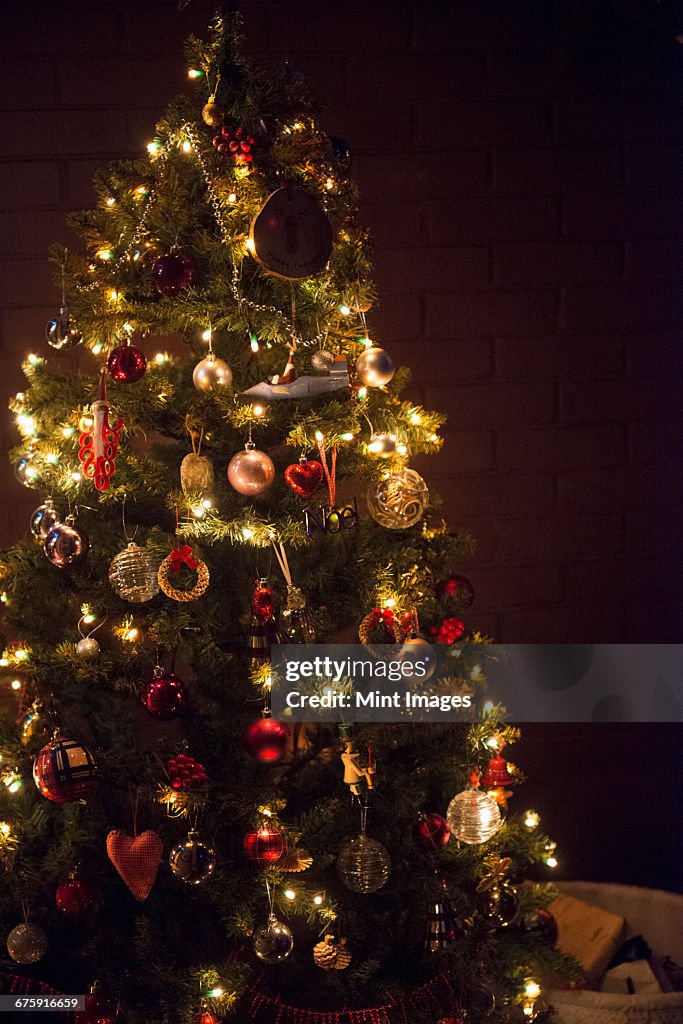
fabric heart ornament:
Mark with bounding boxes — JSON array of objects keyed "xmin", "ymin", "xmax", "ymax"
[
  {"xmin": 284, "ymin": 458, "xmax": 324, "ymax": 498},
  {"xmin": 106, "ymin": 829, "xmax": 162, "ymax": 901}
]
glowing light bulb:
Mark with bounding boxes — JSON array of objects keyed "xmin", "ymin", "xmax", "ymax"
[
  {"xmin": 0, "ymin": 822, "xmax": 11, "ymax": 835},
  {"xmin": 313, "ymin": 894, "xmax": 323, "ymax": 905},
  {"xmin": 524, "ymin": 810, "xmax": 540, "ymax": 829},
  {"xmin": 0, "ymin": 594, "xmax": 7, "ymax": 604},
  {"xmin": 124, "ymin": 627, "xmax": 138, "ymax": 642},
  {"xmin": 62, "ymin": 426, "xmax": 75, "ymax": 438},
  {"xmin": 154, "ymin": 352, "xmax": 167, "ymax": 364},
  {"xmin": 338, "ymin": 303, "xmax": 351, "ymax": 316},
  {"xmin": 181, "ymin": 140, "xmax": 192, "ymax": 153},
  {"xmin": 228, "ymin": 192, "xmax": 237, "ymax": 204},
  {"xmin": 315, "ymin": 430, "xmax": 324, "ymax": 442},
  {"xmin": 356, "ymin": 387, "xmax": 367, "ymax": 400},
  {"xmin": 187, "ymin": 68, "xmax": 202, "ymax": 79},
  {"xmin": 250, "ymin": 333, "xmax": 259, "ymax": 352},
  {"xmin": 340, "ymin": 432, "xmax": 354, "ymax": 441},
  {"xmin": 106, "ymin": 288, "xmax": 119, "ymax": 303},
  {"xmin": 252, "ymin": 404, "xmax": 264, "ymax": 417},
  {"xmin": 524, "ymin": 981, "xmax": 541, "ymax": 1000},
  {"xmin": 242, "ymin": 527, "xmax": 253, "ymax": 541},
  {"xmin": 45, "ymin": 452, "xmax": 58, "ymax": 465},
  {"xmin": 147, "ymin": 140, "xmax": 162, "ymax": 156},
  {"xmin": 546, "ymin": 855, "xmax": 558, "ymax": 868},
  {"xmin": 202, "ymin": 328, "xmax": 212, "ymax": 343},
  {"xmin": 384, "ymin": 598, "xmax": 396, "ymax": 608},
  {"xmin": 10, "ymin": 680, "xmax": 21, "ymax": 691},
  {"xmin": 27, "ymin": 353, "xmax": 41, "ymax": 367},
  {"xmin": 96, "ymin": 248, "xmax": 113, "ymax": 261},
  {"xmin": 16, "ymin": 414, "xmax": 36, "ymax": 436},
  {"xmin": 410, "ymin": 412, "xmax": 421, "ymax": 425},
  {"xmin": 71, "ymin": 471, "xmax": 82, "ymax": 482},
  {"xmin": 245, "ymin": 237, "xmax": 255, "ymax": 253},
  {"xmin": 207, "ymin": 988, "xmax": 224, "ymax": 999},
  {"xmin": 284, "ymin": 889, "xmax": 296, "ymax": 901},
  {"xmin": 191, "ymin": 506, "xmax": 205, "ymax": 518}
]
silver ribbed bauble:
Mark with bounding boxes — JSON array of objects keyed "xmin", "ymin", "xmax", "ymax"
[
  {"xmin": 356, "ymin": 346, "xmax": 394, "ymax": 387},
  {"xmin": 311, "ymin": 349, "xmax": 335, "ymax": 374},
  {"xmin": 7, "ymin": 923, "xmax": 48, "ymax": 964},
  {"xmin": 253, "ymin": 913, "xmax": 294, "ymax": 963},
  {"xmin": 180, "ymin": 453, "xmax": 215, "ymax": 494},
  {"xmin": 108, "ymin": 542, "xmax": 159, "ymax": 603},
  {"xmin": 192, "ymin": 355, "xmax": 232, "ymax": 392},
  {"xmin": 446, "ymin": 788, "xmax": 502, "ymax": 845},
  {"xmin": 337, "ymin": 834, "xmax": 391, "ymax": 893},
  {"xmin": 367, "ymin": 469, "xmax": 429, "ymax": 529},
  {"xmin": 76, "ymin": 637, "xmax": 100, "ymax": 660}
]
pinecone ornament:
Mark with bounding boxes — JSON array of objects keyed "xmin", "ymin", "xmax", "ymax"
[{"xmin": 313, "ymin": 934, "xmax": 351, "ymax": 971}]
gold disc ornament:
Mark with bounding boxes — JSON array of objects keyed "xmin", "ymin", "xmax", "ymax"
[{"xmin": 249, "ymin": 186, "xmax": 333, "ymax": 280}]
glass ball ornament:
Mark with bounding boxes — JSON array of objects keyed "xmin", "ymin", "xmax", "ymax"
[
  {"xmin": 107, "ymin": 344, "xmax": 147, "ymax": 384},
  {"xmin": 76, "ymin": 637, "xmax": 100, "ymax": 660},
  {"xmin": 227, "ymin": 442, "xmax": 275, "ymax": 497},
  {"xmin": 243, "ymin": 717, "xmax": 288, "ymax": 762},
  {"xmin": 142, "ymin": 667, "xmax": 186, "ymax": 720},
  {"xmin": 311, "ymin": 349, "xmax": 336, "ymax": 374},
  {"xmin": 336, "ymin": 833, "xmax": 391, "ymax": 893},
  {"xmin": 15, "ymin": 453, "xmax": 39, "ymax": 488},
  {"xmin": 33, "ymin": 736, "xmax": 98, "ymax": 803},
  {"xmin": 356, "ymin": 346, "xmax": 394, "ymax": 388},
  {"xmin": 6, "ymin": 923, "xmax": 48, "ymax": 964},
  {"xmin": 108, "ymin": 542, "xmax": 160, "ymax": 603},
  {"xmin": 367, "ymin": 468, "xmax": 429, "ymax": 529},
  {"xmin": 367, "ymin": 432, "xmax": 397, "ymax": 456},
  {"xmin": 169, "ymin": 830, "xmax": 216, "ymax": 885},
  {"xmin": 253, "ymin": 913, "xmax": 294, "ymax": 963},
  {"xmin": 152, "ymin": 250, "xmax": 197, "ymax": 297},
  {"xmin": 446, "ymin": 788, "xmax": 502, "ymax": 845},
  {"xmin": 30, "ymin": 500, "xmax": 58, "ymax": 540},
  {"xmin": 193, "ymin": 354, "xmax": 233, "ymax": 392},
  {"xmin": 46, "ymin": 307, "xmax": 82, "ymax": 351},
  {"xmin": 414, "ymin": 812, "xmax": 451, "ymax": 851},
  {"xmin": 44, "ymin": 519, "xmax": 88, "ymax": 567},
  {"xmin": 280, "ymin": 585, "xmax": 315, "ymax": 643},
  {"xmin": 480, "ymin": 881, "xmax": 520, "ymax": 928}
]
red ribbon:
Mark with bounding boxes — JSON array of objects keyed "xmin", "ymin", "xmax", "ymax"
[
  {"xmin": 169, "ymin": 545, "xmax": 198, "ymax": 573},
  {"xmin": 367, "ymin": 607, "xmax": 395, "ymax": 629}
]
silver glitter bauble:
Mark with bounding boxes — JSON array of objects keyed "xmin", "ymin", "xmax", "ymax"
[
  {"xmin": 337, "ymin": 833, "xmax": 391, "ymax": 893},
  {"xmin": 311, "ymin": 349, "xmax": 335, "ymax": 374},
  {"xmin": 356, "ymin": 346, "xmax": 394, "ymax": 388},
  {"xmin": 76, "ymin": 637, "xmax": 100, "ymax": 660},
  {"xmin": 46, "ymin": 307, "xmax": 82, "ymax": 351},
  {"xmin": 7, "ymin": 923, "xmax": 48, "ymax": 964},
  {"xmin": 446, "ymin": 788, "xmax": 502, "ymax": 845},
  {"xmin": 253, "ymin": 913, "xmax": 294, "ymax": 963},
  {"xmin": 227, "ymin": 443, "xmax": 275, "ymax": 496},
  {"xmin": 280, "ymin": 585, "xmax": 315, "ymax": 643},
  {"xmin": 169, "ymin": 831, "xmax": 216, "ymax": 886},
  {"xmin": 367, "ymin": 469, "xmax": 429, "ymax": 529},
  {"xmin": 180, "ymin": 453, "xmax": 215, "ymax": 494},
  {"xmin": 367, "ymin": 432, "xmax": 397, "ymax": 456},
  {"xmin": 192, "ymin": 355, "xmax": 233, "ymax": 392},
  {"xmin": 30, "ymin": 500, "xmax": 58, "ymax": 540},
  {"xmin": 108, "ymin": 542, "xmax": 159, "ymax": 603},
  {"xmin": 44, "ymin": 520, "xmax": 87, "ymax": 567}
]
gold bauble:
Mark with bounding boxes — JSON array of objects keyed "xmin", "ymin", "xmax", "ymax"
[{"xmin": 201, "ymin": 102, "xmax": 223, "ymax": 127}]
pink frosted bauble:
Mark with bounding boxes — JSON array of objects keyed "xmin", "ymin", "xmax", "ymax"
[{"xmin": 227, "ymin": 444, "xmax": 275, "ymax": 496}]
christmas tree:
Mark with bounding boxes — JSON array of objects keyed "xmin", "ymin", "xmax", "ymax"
[{"xmin": 0, "ymin": 14, "xmax": 577, "ymax": 1024}]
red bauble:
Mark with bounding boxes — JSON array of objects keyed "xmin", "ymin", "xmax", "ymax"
[
  {"xmin": 142, "ymin": 670, "xmax": 186, "ymax": 719},
  {"xmin": 480, "ymin": 756, "xmax": 515, "ymax": 788},
  {"xmin": 283, "ymin": 458, "xmax": 324, "ymax": 498},
  {"xmin": 33, "ymin": 737, "xmax": 98, "ymax": 803},
  {"xmin": 107, "ymin": 344, "xmax": 147, "ymax": 383},
  {"xmin": 243, "ymin": 717, "xmax": 288, "ymax": 763},
  {"xmin": 252, "ymin": 580, "xmax": 275, "ymax": 623},
  {"xmin": 414, "ymin": 812, "xmax": 451, "ymax": 851},
  {"xmin": 56, "ymin": 873, "xmax": 96, "ymax": 916},
  {"xmin": 152, "ymin": 251, "xmax": 197, "ymax": 296},
  {"xmin": 194, "ymin": 1012, "xmax": 219, "ymax": 1024},
  {"xmin": 78, "ymin": 983, "xmax": 116, "ymax": 1024},
  {"xmin": 243, "ymin": 825, "xmax": 284, "ymax": 863}
]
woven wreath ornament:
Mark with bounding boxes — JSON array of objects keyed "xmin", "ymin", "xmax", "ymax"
[
  {"xmin": 358, "ymin": 607, "xmax": 403, "ymax": 657},
  {"xmin": 158, "ymin": 544, "xmax": 210, "ymax": 602}
]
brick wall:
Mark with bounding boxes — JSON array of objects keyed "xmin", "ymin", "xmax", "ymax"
[{"xmin": 1, "ymin": 0, "xmax": 682, "ymax": 642}]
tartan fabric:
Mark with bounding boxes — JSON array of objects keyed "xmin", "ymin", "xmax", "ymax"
[
  {"xmin": 32, "ymin": 737, "xmax": 98, "ymax": 803},
  {"xmin": 243, "ymin": 827, "xmax": 285, "ymax": 863},
  {"xmin": 106, "ymin": 829, "xmax": 163, "ymax": 902}
]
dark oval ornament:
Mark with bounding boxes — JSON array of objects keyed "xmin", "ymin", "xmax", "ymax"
[
  {"xmin": 142, "ymin": 667, "xmax": 186, "ymax": 720},
  {"xmin": 107, "ymin": 344, "xmax": 147, "ymax": 383},
  {"xmin": 249, "ymin": 186, "xmax": 333, "ymax": 280},
  {"xmin": 44, "ymin": 519, "xmax": 88, "ymax": 567}
]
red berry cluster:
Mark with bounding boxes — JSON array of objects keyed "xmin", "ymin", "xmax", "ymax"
[
  {"xmin": 429, "ymin": 616, "xmax": 465, "ymax": 644},
  {"xmin": 213, "ymin": 126, "xmax": 254, "ymax": 163},
  {"xmin": 167, "ymin": 754, "xmax": 208, "ymax": 790}
]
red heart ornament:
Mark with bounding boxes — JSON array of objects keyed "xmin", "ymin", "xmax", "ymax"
[
  {"xmin": 106, "ymin": 829, "xmax": 162, "ymax": 902},
  {"xmin": 284, "ymin": 459, "xmax": 324, "ymax": 498}
]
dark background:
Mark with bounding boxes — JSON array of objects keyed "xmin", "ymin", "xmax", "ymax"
[{"xmin": 0, "ymin": 2, "xmax": 681, "ymax": 890}]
